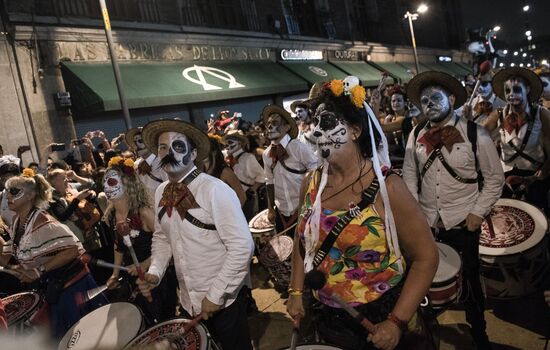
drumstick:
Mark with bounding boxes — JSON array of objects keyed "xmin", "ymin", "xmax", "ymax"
[
  {"xmin": 122, "ymin": 235, "xmax": 153, "ymax": 303},
  {"xmin": 75, "ymin": 277, "xmax": 122, "ymax": 306},
  {"xmin": 183, "ymin": 315, "xmax": 203, "ymax": 333},
  {"xmin": 290, "ymin": 317, "xmax": 300, "ymax": 350},
  {"xmin": 485, "ymin": 215, "xmax": 496, "ymax": 239},
  {"xmin": 331, "ymin": 293, "xmax": 377, "ymax": 333},
  {"xmin": 80, "ymin": 254, "xmax": 130, "ymax": 272}
]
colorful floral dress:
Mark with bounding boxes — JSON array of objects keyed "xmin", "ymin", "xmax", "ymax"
[{"xmin": 297, "ymin": 171, "xmax": 406, "ymax": 308}]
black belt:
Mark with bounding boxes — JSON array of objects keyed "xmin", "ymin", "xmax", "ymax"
[{"xmin": 184, "ymin": 212, "xmax": 216, "ymax": 230}]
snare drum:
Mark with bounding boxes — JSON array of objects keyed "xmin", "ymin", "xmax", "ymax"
[
  {"xmin": 278, "ymin": 345, "xmax": 343, "ymax": 349},
  {"xmin": 3, "ymin": 292, "xmax": 41, "ymax": 332},
  {"xmin": 429, "ymin": 243, "xmax": 462, "ymax": 308},
  {"xmin": 480, "ymin": 198, "xmax": 549, "ymax": 299},
  {"xmin": 58, "ymin": 302, "xmax": 143, "ymax": 350},
  {"xmin": 259, "ymin": 235, "xmax": 293, "ymax": 287},
  {"xmin": 249, "ymin": 209, "xmax": 276, "ymax": 252},
  {"xmin": 124, "ymin": 318, "xmax": 211, "ymax": 350}
]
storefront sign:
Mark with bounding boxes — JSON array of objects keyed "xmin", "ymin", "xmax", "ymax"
[
  {"xmin": 42, "ymin": 41, "xmax": 272, "ymax": 65},
  {"xmin": 308, "ymin": 66, "xmax": 328, "ymax": 77},
  {"xmin": 182, "ymin": 65, "xmax": 246, "ymax": 91},
  {"xmin": 330, "ymin": 50, "xmax": 358, "ymax": 60},
  {"xmin": 437, "ymin": 55, "xmax": 452, "ymax": 62},
  {"xmin": 280, "ymin": 49, "xmax": 323, "ymax": 61}
]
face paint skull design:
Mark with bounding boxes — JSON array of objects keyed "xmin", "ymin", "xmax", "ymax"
[
  {"xmin": 225, "ymin": 138, "xmax": 241, "ymax": 155},
  {"xmin": 420, "ymin": 86, "xmax": 451, "ymax": 122},
  {"xmin": 265, "ymin": 114, "xmax": 288, "ymax": 142},
  {"xmin": 541, "ymin": 76, "xmax": 550, "ymax": 100},
  {"xmin": 294, "ymin": 107, "xmax": 309, "ymax": 123},
  {"xmin": 103, "ymin": 169, "xmax": 124, "ymax": 200},
  {"xmin": 158, "ymin": 132, "xmax": 194, "ymax": 174},
  {"xmin": 391, "ymin": 93, "xmax": 406, "ymax": 114},
  {"xmin": 7, "ymin": 187, "xmax": 25, "ymax": 201},
  {"xmin": 307, "ymin": 104, "xmax": 350, "ymax": 159},
  {"xmin": 504, "ymin": 78, "xmax": 529, "ymax": 108},
  {"xmin": 478, "ymin": 81, "xmax": 493, "ymax": 100}
]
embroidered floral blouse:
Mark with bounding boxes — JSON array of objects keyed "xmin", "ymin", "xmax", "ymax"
[{"xmin": 297, "ymin": 171, "xmax": 406, "ymax": 308}]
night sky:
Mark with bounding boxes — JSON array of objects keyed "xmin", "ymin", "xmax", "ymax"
[{"xmin": 460, "ymin": 0, "xmax": 550, "ymax": 45}]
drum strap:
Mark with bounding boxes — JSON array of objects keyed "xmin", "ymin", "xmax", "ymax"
[
  {"xmin": 500, "ymin": 106, "xmax": 542, "ymax": 167},
  {"xmin": 279, "ymin": 158, "xmax": 307, "ymax": 175},
  {"xmin": 311, "ymin": 177, "xmax": 380, "ymax": 269}
]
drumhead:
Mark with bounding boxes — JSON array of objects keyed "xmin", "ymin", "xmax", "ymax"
[
  {"xmin": 124, "ymin": 318, "xmax": 209, "ymax": 350},
  {"xmin": 480, "ymin": 198, "xmax": 548, "ymax": 256},
  {"xmin": 249, "ymin": 209, "xmax": 275, "ymax": 233},
  {"xmin": 259, "ymin": 235, "xmax": 294, "ymax": 267},
  {"xmin": 433, "ymin": 243, "xmax": 461, "ymax": 283},
  {"xmin": 58, "ymin": 302, "xmax": 142, "ymax": 350},
  {"xmin": 2, "ymin": 292, "xmax": 41, "ymax": 327},
  {"xmin": 278, "ymin": 344, "xmax": 344, "ymax": 349}
]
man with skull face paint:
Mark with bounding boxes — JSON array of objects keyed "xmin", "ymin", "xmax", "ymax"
[
  {"xmin": 483, "ymin": 67, "xmax": 550, "ymax": 214},
  {"xmin": 261, "ymin": 105, "xmax": 319, "ymax": 234},
  {"xmin": 138, "ymin": 119, "xmax": 254, "ymax": 350},
  {"xmin": 403, "ymin": 71, "xmax": 504, "ymax": 350},
  {"xmin": 291, "ymin": 100, "xmax": 313, "ymax": 144},
  {"xmin": 462, "ymin": 72, "xmax": 506, "ymax": 124},
  {"xmin": 126, "ymin": 127, "xmax": 168, "ymax": 201},
  {"xmin": 538, "ymin": 71, "xmax": 550, "ymax": 110}
]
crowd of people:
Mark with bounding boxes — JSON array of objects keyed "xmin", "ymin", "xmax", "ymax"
[{"xmin": 0, "ymin": 64, "xmax": 549, "ymax": 350}]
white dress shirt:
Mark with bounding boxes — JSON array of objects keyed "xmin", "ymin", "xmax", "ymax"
[
  {"xmin": 466, "ymin": 94, "xmax": 506, "ymax": 124},
  {"xmin": 148, "ymin": 166, "xmax": 254, "ymax": 315},
  {"xmin": 402, "ymin": 114, "xmax": 504, "ymax": 230},
  {"xmin": 135, "ymin": 153, "xmax": 168, "ymax": 202},
  {"xmin": 232, "ymin": 150, "xmax": 265, "ymax": 191},
  {"xmin": 263, "ymin": 134, "xmax": 319, "ymax": 216},
  {"xmin": 499, "ymin": 106, "xmax": 545, "ymax": 172},
  {"xmin": 0, "ymin": 190, "xmax": 15, "ymax": 226}
]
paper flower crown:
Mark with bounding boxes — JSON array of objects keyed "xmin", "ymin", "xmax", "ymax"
[
  {"xmin": 325, "ymin": 79, "xmax": 367, "ymax": 108},
  {"xmin": 108, "ymin": 156, "xmax": 135, "ymax": 176}
]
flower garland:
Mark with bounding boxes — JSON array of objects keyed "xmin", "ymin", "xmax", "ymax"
[
  {"xmin": 326, "ymin": 79, "xmax": 367, "ymax": 108},
  {"xmin": 108, "ymin": 156, "xmax": 135, "ymax": 176},
  {"xmin": 22, "ymin": 168, "xmax": 36, "ymax": 178}
]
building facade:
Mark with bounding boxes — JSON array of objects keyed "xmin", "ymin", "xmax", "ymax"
[{"xmin": 0, "ymin": 0, "xmax": 470, "ymax": 164}]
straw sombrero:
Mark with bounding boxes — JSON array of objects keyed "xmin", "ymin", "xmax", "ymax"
[
  {"xmin": 222, "ymin": 129, "xmax": 249, "ymax": 146},
  {"xmin": 492, "ymin": 67, "xmax": 543, "ymax": 103},
  {"xmin": 125, "ymin": 127, "xmax": 143, "ymax": 151},
  {"xmin": 142, "ymin": 119, "xmax": 210, "ymax": 161},
  {"xmin": 407, "ymin": 71, "xmax": 467, "ymax": 109},
  {"xmin": 261, "ymin": 105, "xmax": 298, "ymax": 139}
]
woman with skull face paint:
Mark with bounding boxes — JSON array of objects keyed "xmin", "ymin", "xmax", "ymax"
[
  {"xmin": 484, "ymin": 67, "xmax": 550, "ymax": 214},
  {"xmin": 288, "ymin": 79, "xmax": 438, "ymax": 350},
  {"xmin": 461, "ymin": 72, "xmax": 506, "ymax": 124},
  {"xmin": 102, "ymin": 156, "xmax": 177, "ymax": 322},
  {"xmin": 1, "ymin": 169, "xmax": 106, "ymax": 338}
]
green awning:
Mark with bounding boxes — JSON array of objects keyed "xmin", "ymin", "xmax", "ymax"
[
  {"xmin": 368, "ymin": 62, "xmax": 417, "ymax": 83},
  {"xmin": 421, "ymin": 62, "xmax": 462, "ymax": 78},
  {"xmin": 280, "ymin": 61, "xmax": 348, "ymax": 84},
  {"xmin": 61, "ymin": 61, "xmax": 308, "ymax": 115},
  {"xmin": 455, "ymin": 62, "xmax": 474, "ymax": 75},
  {"xmin": 329, "ymin": 61, "xmax": 391, "ymax": 86}
]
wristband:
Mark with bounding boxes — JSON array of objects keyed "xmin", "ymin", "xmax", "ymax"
[
  {"xmin": 287, "ymin": 287, "xmax": 303, "ymax": 296},
  {"xmin": 387, "ymin": 312, "xmax": 407, "ymax": 332}
]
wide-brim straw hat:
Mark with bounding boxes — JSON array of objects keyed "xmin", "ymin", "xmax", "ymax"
[
  {"xmin": 261, "ymin": 104, "xmax": 298, "ymax": 139},
  {"xmin": 222, "ymin": 129, "xmax": 249, "ymax": 146},
  {"xmin": 407, "ymin": 71, "xmax": 467, "ymax": 109},
  {"xmin": 125, "ymin": 127, "xmax": 143, "ymax": 151},
  {"xmin": 142, "ymin": 119, "xmax": 210, "ymax": 161},
  {"xmin": 492, "ymin": 67, "xmax": 543, "ymax": 103},
  {"xmin": 290, "ymin": 82, "xmax": 327, "ymax": 113}
]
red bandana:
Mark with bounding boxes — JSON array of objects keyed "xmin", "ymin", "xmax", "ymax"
[
  {"xmin": 159, "ymin": 182, "xmax": 198, "ymax": 219},
  {"xmin": 503, "ymin": 112, "xmax": 526, "ymax": 134},
  {"xmin": 418, "ymin": 125, "xmax": 465, "ymax": 155},
  {"xmin": 473, "ymin": 101, "xmax": 493, "ymax": 116},
  {"xmin": 268, "ymin": 144, "xmax": 289, "ymax": 166}
]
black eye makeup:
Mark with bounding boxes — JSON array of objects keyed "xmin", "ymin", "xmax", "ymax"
[
  {"xmin": 8, "ymin": 187, "xmax": 23, "ymax": 196},
  {"xmin": 512, "ymin": 86, "xmax": 523, "ymax": 94},
  {"xmin": 171, "ymin": 140, "xmax": 188, "ymax": 154},
  {"xmin": 480, "ymin": 82, "xmax": 490, "ymax": 87}
]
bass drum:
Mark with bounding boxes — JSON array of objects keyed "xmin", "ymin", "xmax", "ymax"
[
  {"xmin": 480, "ymin": 198, "xmax": 549, "ymax": 298},
  {"xmin": 429, "ymin": 243, "xmax": 462, "ymax": 308},
  {"xmin": 58, "ymin": 302, "xmax": 143, "ymax": 350},
  {"xmin": 3, "ymin": 292, "xmax": 42, "ymax": 333},
  {"xmin": 259, "ymin": 235, "xmax": 293, "ymax": 288},
  {"xmin": 249, "ymin": 209, "xmax": 276, "ymax": 253},
  {"xmin": 124, "ymin": 318, "xmax": 212, "ymax": 350},
  {"xmin": 278, "ymin": 345, "xmax": 343, "ymax": 350}
]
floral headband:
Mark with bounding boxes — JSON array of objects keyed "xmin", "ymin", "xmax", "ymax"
[
  {"xmin": 22, "ymin": 168, "xmax": 36, "ymax": 178},
  {"xmin": 325, "ymin": 79, "xmax": 367, "ymax": 109},
  {"xmin": 108, "ymin": 156, "xmax": 135, "ymax": 176}
]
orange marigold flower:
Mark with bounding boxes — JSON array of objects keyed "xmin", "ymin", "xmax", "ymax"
[
  {"xmin": 329, "ymin": 80, "xmax": 344, "ymax": 97},
  {"xmin": 350, "ymin": 85, "xmax": 366, "ymax": 108}
]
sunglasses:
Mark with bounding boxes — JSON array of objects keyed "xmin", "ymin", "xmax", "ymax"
[{"xmin": 7, "ymin": 187, "xmax": 23, "ymax": 196}]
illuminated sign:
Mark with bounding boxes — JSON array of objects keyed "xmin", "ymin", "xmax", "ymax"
[
  {"xmin": 437, "ymin": 56, "xmax": 452, "ymax": 62},
  {"xmin": 280, "ymin": 49, "xmax": 323, "ymax": 61}
]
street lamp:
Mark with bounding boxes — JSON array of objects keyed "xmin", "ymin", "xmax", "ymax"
[
  {"xmin": 404, "ymin": 4, "xmax": 429, "ymax": 75},
  {"xmin": 503, "ymin": 49, "xmax": 508, "ymax": 55},
  {"xmin": 493, "ymin": 26, "xmax": 501, "ymax": 32},
  {"xmin": 525, "ymin": 30, "xmax": 532, "ymax": 36},
  {"xmin": 523, "ymin": 5, "xmax": 530, "ymax": 12}
]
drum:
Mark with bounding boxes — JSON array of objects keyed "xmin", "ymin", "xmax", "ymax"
[
  {"xmin": 259, "ymin": 235, "xmax": 293, "ymax": 287},
  {"xmin": 278, "ymin": 345, "xmax": 343, "ymax": 350},
  {"xmin": 58, "ymin": 302, "xmax": 143, "ymax": 350},
  {"xmin": 480, "ymin": 198, "xmax": 549, "ymax": 299},
  {"xmin": 3, "ymin": 292, "xmax": 41, "ymax": 332},
  {"xmin": 429, "ymin": 243, "xmax": 462, "ymax": 308},
  {"xmin": 124, "ymin": 318, "xmax": 211, "ymax": 350},
  {"xmin": 249, "ymin": 209, "xmax": 276, "ymax": 252}
]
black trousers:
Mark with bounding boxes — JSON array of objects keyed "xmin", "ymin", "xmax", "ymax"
[
  {"xmin": 203, "ymin": 287, "xmax": 252, "ymax": 350},
  {"xmin": 434, "ymin": 226, "xmax": 488, "ymax": 342}
]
